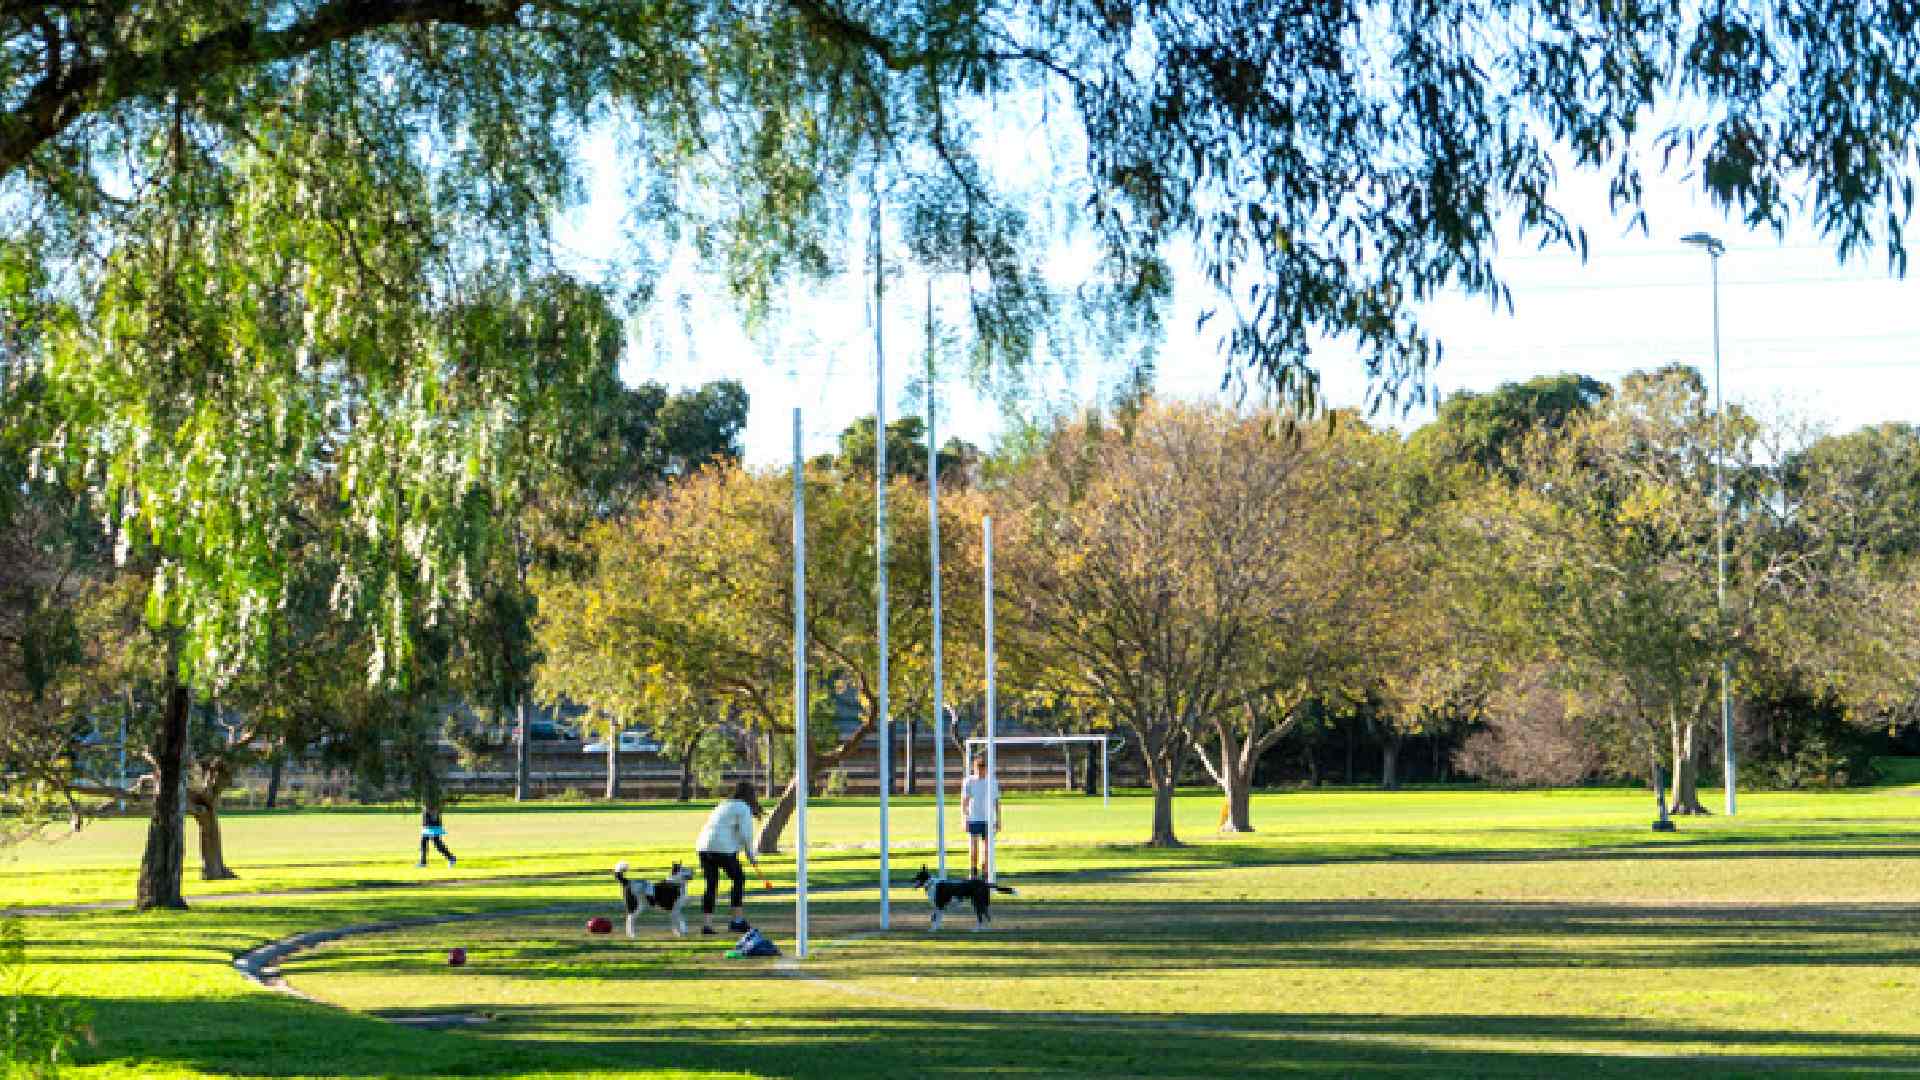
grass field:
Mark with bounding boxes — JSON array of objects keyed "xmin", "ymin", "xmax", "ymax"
[{"xmin": 21, "ymin": 784, "xmax": 1920, "ymax": 1077}]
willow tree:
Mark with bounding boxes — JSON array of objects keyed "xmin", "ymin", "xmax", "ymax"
[
  {"xmin": 29, "ymin": 84, "xmax": 624, "ymax": 906},
  {"xmin": 10, "ymin": 5, "xmax": 1920, "ymax": 405}
]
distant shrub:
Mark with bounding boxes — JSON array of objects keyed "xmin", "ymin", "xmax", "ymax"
[{"xmin": 1454, "ymin": 672, "xmax": 1607, "ymax": 788}]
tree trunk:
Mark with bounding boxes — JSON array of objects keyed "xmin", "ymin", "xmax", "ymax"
[
  {"xmin": 758, "ymin": 719, "xmax": 875, "ymax": 855},
  {"xmin": 1304, "ymin": 741, "xmax": 1320, "ymax": 787},
  {"xmin": 1670, "ymin": 722, "xmax": 1708, "ymax": 815},
  {"xmin": 1148, "ymin": 779, "xmax": 1181, "ymax": 846},
  {"xmin": 903, "ymin": 719, "xmax": 916, "ymax": 795},
  {"xmin": 187, "ymin": 788, "xmax": 238, "ymax": 881},
  {"xmin": 1220, "ymin": 762, "xmax": 1254, "ymax": 833},
  {"xmin": 264, "ymin": 759, "xmax": 283, "ymax": 809},
  {"xmin": 1343, "ymin": 723, "xmax": 1355, "ymax": 784},
  {"xmin": 759, "ymin": 774, "xmax": 800, "ymax": 857},
  {"xmin": 604, "ymin": 738, "xmax": 619, "ymax": 802},
  {"xmin": 513, "ymin": 696, "xmax": 531, "ymax": 802},
  {"xmin": 136, "ymin": 682, "xmax": 190, "ymax": 911},
  {"xmin": 1082, "ymin": 746, "xmax": 1099, "ymax": 795},
  {"xmin": 1381, "ymin": 734, "xmax": 1402, "ymax": 791},
  {"xmin": 677, "ymin": 739, "xmax": 697, "ymax": 802}
]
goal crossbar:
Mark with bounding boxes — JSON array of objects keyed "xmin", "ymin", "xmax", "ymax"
[{"xmin": 964, "ymin": 735, "xmax": 1120, "ymax": 806}]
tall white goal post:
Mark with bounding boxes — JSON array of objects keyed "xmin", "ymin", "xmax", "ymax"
[{"xmin": 964, "ymin": 735, "xmax": 1120, "ymax": 807}]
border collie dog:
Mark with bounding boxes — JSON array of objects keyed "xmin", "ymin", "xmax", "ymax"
[
  {"xmin": 613, "ymin": 860, "xmax": 695, "ymax": 937},
  {"xmin": 910, "ymin": 866, "xmax": 1017, "ymax": 932}
]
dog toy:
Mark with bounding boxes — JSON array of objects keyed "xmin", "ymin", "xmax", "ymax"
[
  {"xmin": 447, "ymin": 947, "xmax": 467, "ymax": 967},
  {"xmin": 586, "ymin": 916, "xmax": 613, "ymax": 935}
]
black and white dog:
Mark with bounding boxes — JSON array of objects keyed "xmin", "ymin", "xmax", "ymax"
[
  {"xmin": 613, "ymin": 860, "xmax": 695, "ymax": 937},
  {"xmin": 909, "ymin": 866, "xmax": 1017, "ymax": 931}
]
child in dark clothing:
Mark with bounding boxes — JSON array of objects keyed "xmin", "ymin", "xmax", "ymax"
[{"xmin": 418, "ymin": 805, "xmax": 456, "ymax": 868}]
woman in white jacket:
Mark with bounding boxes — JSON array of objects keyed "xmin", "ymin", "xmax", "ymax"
[{"xmin": 695, "ymin": 780, "xmax": 763, "ymax": 934}]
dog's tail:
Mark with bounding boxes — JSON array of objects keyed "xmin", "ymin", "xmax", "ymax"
[{"xmin": 989, "ymin": 883, "xmax": 1017, "ymax": 895}]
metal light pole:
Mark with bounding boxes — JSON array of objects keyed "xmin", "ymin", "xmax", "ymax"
[
  {"xmin": 793, "ymin": 406, "xmax": 810, "ymax": 958},
  {"xmin": 1682, "ymin": 231, "xmax": 1736, "ymax": 816},
  {"xmin": 983, "ymin": 514, "xmax": 997, "ymax": 882},
  {"xmin": 872, "ymin": 190, "xmax": 891, "ymax": 930},
  {"xmin": 927, "ymin": 280, "xmax": 948, "ymax": 879}
]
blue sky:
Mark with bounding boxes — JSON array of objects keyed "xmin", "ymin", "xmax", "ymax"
[{"xmin": 557, "ymin": 132, "xmax": 1920, "ymax": 466}]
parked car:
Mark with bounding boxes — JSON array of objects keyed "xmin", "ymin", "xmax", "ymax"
[
  {"xmin": 516, "ymin": 719, "xmax": 578, "ymax": 743},
  {"xmin": 582, "ymin": 731, "xmax": 662, "ymax": 754}
]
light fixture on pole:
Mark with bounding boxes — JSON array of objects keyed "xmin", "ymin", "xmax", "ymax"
[{"xmin": 1681, "ymin": 230, "xmax": 1735, "ymax": 817}]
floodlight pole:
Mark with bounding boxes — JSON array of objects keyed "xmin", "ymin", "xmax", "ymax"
[
  {"xmin": 927, "ymin": 280, "xmax": 947, "ymax": 879},
  {"xmin": 984, "ymin": 514, "xmax": 997, "ymax": 882},
  {"xmin": 793, "ymin": 406, "xmax": 810, "ymax": 958},
  {"xmin": 873, "ymin": 192, "xmax": 891, "ymax": 930},
  {"xmin": 1683, "ymin": 232, "xmax": 1736, "ymax": 816}
]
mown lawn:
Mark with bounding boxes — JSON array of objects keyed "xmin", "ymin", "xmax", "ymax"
[{"xmin": 23, "ymin": 784, "xmax": 1920, "ymax": 1077}]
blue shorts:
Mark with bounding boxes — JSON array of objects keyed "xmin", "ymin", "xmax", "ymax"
[
  {"xmin": 966, "ymin": 821, "xmax": 989, "ymax": 838},
  {"xmin": 421, "ymin": 826, "xmax": 446, "ymax": 838}
]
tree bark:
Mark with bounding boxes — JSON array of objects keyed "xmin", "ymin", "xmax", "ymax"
[
  {"xmin": 187, "ymin": 787, "xmax": 238, "ymax": 881},
  {"xmin": 136, "ymin": 682, "xmax": 190, "ymax": 910},
  {"xmin": 1082, "ymin": 746, "xmax": 1099, "ymax": 795},
  {"xmin": 1148, "ymin": 778, "xmax": 1180, "ymax": 846},
  {"xmin": 265, "ymin": 758, "xmax": 283, "ymax": 809},
  {"xmin": 677, "ymin": 739, "xmax": 697, "ymax": 802},
  {"xmin": 1669, "ymin": 721, "xmax": 1708, "ymax": 815},
  {"xmin": 1227, "ymin": 780, "xmax": 1253, "ymax": 833},
  {"xmin": 902, "ymin": 719, "xmax": 916, "ymax": 795},
  {"xmin": 1381, "ymin": 733, "xmax": 1402, "ymax": 791},
  {"xmin": 1139, "ymin": 730, "xmax": 1185, "ymax": 847},
  {"xmin": 758, "ymin": 718, "xmax": 876, "ymax": 855},
  {"xmin": 604, "ymin": 738, "xmax": 619, "ymax": 802},
  {"xmin": 1343, "ymin": 722, "xmax": 1355, "ymax": 784}
]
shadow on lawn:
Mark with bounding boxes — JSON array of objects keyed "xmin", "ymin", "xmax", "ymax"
[
  {"xmin": 73, "ymin": 990, "xmax": 1920, "ymax": 1079},
  {"xmin": 285, "ymin": 894, "xmax": 1920, "ymax": 981}
]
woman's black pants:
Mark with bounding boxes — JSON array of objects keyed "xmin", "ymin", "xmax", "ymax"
[{"xmin": 699, "ymin": 851, "xmax": 745, "ymax": 913}]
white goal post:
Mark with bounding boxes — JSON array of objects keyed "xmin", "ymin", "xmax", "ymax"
[{"xmin": 964, "ymin": 735, "xmax": 1124, "ymax": 807}]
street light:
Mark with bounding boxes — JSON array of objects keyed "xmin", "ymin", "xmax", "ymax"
[{"xmin": 1681, "ymin": 231, "xmax": 1735, "ymax": 816}]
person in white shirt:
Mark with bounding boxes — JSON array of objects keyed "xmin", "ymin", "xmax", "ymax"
[
  {"xmin": 960, "ymin": 754, "xmax": 1000, "ymax": 879},
  {"xmin": 695, "ymin": 781, "xmax": 763, "ymax": 935}
]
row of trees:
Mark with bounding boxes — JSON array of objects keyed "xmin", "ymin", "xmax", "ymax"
[
  {"xmin": 10, "ymin": 0, "xmax": 1920, "ymax": 905},
  {"xmin": 534, "ymin": 373, "xmax": 1920, "ymax": 848}
]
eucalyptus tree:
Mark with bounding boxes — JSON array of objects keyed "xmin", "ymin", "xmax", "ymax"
[{"xmin": 997, "ymin": 401, "xmax": 1301, "ymax": 846}]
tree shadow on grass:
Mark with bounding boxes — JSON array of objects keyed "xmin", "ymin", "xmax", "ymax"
[
  {"xmin": 71, "ymin": 991, "xmax": 1920, "ymax": 1079},
  {"xmin": 313, "ymin": 896, "xmax": 1920, "ymax": 984}
]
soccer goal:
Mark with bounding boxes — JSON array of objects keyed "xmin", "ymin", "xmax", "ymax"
[{"xmin": 964, "ymin": 735, "xmax": 1124, "ymax": 807}]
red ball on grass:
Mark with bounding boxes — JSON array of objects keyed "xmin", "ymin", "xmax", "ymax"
[
  {"xmin": 447, "ymin": 947, "xmax": 467, "ymax": 967},
  {"xmin": 586, "ymin": 916, "xmax": 614, "ymax": 935}
]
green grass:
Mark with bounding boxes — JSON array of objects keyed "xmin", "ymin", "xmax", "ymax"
[{"xmin": 19, "ymin": 785, "xmax": 1920, "ymax": 1077}]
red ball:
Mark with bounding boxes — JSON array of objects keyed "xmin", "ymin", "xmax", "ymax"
[
  {"xmin": 586, "ymin": 916, "xmax": 613, "ymax": 935},
  {"xmin": 447, "ymin": 947, "xmax": 467, "ymax": 967}
]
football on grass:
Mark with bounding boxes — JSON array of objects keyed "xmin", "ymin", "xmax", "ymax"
[{"xmin": 587, "ymin": 916, "xmax": 613, "ymax": 935}]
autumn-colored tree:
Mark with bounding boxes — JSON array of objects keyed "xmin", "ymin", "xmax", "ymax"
[
  {"xmin": 535, "ymin": 460, "xmax": 985, "ymax": 851},
  {"xmin": 998, "ymin": 401, "xmax": 1302, "ymax": 846}
]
